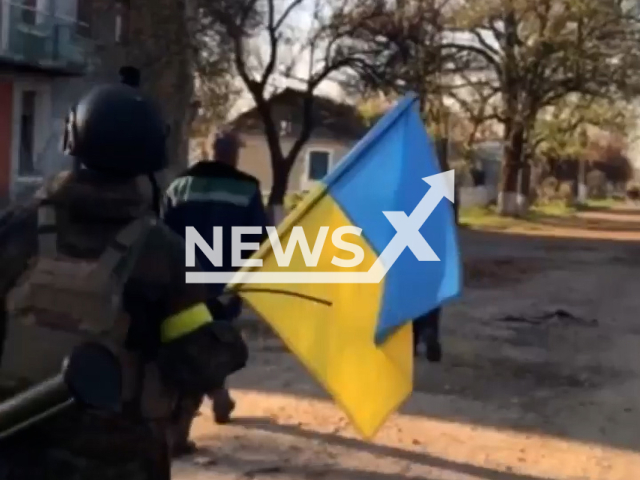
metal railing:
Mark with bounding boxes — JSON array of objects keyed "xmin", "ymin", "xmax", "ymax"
[{"xmin": 0, "ymin": 1, "xmax": 92, "ymax": 71}]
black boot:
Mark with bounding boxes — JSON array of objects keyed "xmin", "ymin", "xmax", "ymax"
[
  {"xmin": 425, "ymin": 341, "xmax": 442, "ymax": 363},
  {"xmin": 212, "ymin": 388, "xmax": 236, "ymax": 425},
  {"xmin": 172, "ymin": 440, "xmax": 198, "ymax": 459},
  {"xmin": 412, "ymin": 321, "xmax": 422, "ymax": 357}
]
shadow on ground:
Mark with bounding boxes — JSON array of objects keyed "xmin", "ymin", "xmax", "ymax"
[
  {"xmin": 186, "ymin": 418, "xmax": 551, "ymax": 480},
  {"xmin": 234, "ymin": 218, "xmax": 640, "ymax": 458}
]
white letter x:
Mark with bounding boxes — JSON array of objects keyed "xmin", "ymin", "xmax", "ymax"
[{"xmin": 382, "ymin": 211, "xmax": 439, "ymax": 261}]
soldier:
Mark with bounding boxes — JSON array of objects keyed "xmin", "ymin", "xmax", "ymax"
[
  {"xmin": 0, "ymin": 82, "xmax": 247, "ymax": 479},
  {"xmin": 413, "ymin": 308, "xmax": 442, "ymax": 362},
  {"xmin": 162, "ymin": 130, "xmax": 268, "ymax": 457}
]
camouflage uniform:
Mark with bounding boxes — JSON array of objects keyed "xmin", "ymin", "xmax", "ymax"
[
  {"xmin": 0, "ymin": 78, "xmax": 248, "ymax": 478},
  {"xmin": 0, "ymin": 170, "xmax": 247, "ymax": 479},
  {"xmin": 0, "ymin": 406, "xmax": 167, "ymax": 479}
]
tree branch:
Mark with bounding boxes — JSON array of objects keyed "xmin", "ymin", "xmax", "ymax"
[{"xmin": 443, "ymin": 40, "xmax": 503, "ymax": 77}]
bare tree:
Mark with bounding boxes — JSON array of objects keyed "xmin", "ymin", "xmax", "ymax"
[
  {"xmin": 340, "ymin": 0, "xmax": 467, "ymax": 171},
  {"xmin": 199, "ymin": 0, "xmax": 381, "ymax": 212},
  {"xmin": 446, "ymin": 72, "xmax": 502, "ymax": 161},
  {"xmin": 190, "ymin": 19, "xmax": 244, "ymax": 139},
  {"xmin": 190, "ymin": 75, "xmax": 242, "ymax": 140},
  {"xmin": 341, "ymin": 0, "xmax": 452, "ymax": 108}
]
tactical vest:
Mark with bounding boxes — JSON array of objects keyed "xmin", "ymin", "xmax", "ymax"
[{"xmin": 1, "ymin": 201, "xmax": 177, "ymax": 420}]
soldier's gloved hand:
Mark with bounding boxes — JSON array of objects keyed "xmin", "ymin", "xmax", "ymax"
[
  {"xmin": 208, "ymin": 293, "xmax": 243, "ymax": 322},
  {"xmin": 221, "ymin": 293, "xmax": 243, "ymax": 320}
]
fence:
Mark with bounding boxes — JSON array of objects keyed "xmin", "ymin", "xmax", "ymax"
[{"xmin": 458, "ymin": 186, "xmax": 497, "ymax": 208}]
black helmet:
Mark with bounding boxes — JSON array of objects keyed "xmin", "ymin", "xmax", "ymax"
[
  {"xmin": 119, "ymin": 65, "xmax": 141, "ymax": 88},
  {"xmin": 64, "ymin": 83, "xmax": 167, "ymax": 176}
]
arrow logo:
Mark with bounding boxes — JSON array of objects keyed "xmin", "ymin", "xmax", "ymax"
[{"xmin": 185, "ymin": 170, "xmax": 455, "ymax": 284}]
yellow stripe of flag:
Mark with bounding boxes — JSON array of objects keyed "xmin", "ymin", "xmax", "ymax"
[{"xmin": 234, "ymin": 186, "xmax": 413, "ymax": 438}]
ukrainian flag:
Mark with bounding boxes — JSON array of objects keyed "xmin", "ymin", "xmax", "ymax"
[{"xmin": 232, "ymin": 93, "xmax": 461, "ymax": 438}]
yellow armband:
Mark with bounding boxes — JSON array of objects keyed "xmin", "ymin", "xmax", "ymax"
[{"xmin": 160, "ymin": 303, "xmax": 213, "ymax": 343}]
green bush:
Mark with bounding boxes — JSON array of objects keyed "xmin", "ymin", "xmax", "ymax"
[
  {"xmin": 537, "ymin": 176, "xmax": 559, "ymax": 203},
  {"xmin": 558, "ymin": 181, "xmax": 575, "ymax": 206}
]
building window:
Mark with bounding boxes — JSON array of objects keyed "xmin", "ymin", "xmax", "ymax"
[
  {"xmin": 18, "ymin": 90, "xmax": 37, "ymax": 176},
  {"xmin": 306, "ymin": 149, "xmax": 332, "ymax": 181}
]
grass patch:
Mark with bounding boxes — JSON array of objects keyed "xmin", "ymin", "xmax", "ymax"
[
  {"xmin": 460, "ymin": 201, "xmax": 577, "ymax": 230},
  {"xmin": 459, "ymin": 207, "xmax": 524, "ymax": 230},
  {"xmin": 271, "ymin": 190, "xmax": 624, "ymax": 231},
  {"xmin": 579, "ymin": 197, "xmax": 625, "ymax": 210},
  {"xmin": 530, "ymin": 201, "xmax": 577, "ymax": 217}
]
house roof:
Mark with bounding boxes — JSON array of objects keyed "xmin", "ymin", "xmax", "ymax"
[{"xmin": 225, "ymin": 88, "xmax": 368, "ymax": 140}]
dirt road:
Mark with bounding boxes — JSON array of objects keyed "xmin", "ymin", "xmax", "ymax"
[{"xmin": 174, "ymin": 206, "xmax": 640, "ymax": 480}]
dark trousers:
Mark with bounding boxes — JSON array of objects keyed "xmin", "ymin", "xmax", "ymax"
[
  {"xmin": 413, "ymin": 307, "xmax": 441, "ymax": 350},
  {"xmin": 170, "ymin": 386, "xmax": 233, "ymax": 449},
  {"xmin": 171, "ymin": 297, "xmax": 240, "ymax": 450}
]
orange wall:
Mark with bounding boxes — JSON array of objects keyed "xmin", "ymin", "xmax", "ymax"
[{"xmin": 0, "ymin": 82, "xmax": 12, "ymax": 201}]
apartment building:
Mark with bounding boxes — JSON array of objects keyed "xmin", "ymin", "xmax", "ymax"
[{"xmin": 0, "ymin": 0, "xmax": 128, "ymax": 205}]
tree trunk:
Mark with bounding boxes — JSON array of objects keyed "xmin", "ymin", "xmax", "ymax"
[
  {"xmin": 126, "ymin": 0, "xmax": 195, "ymax": 178},
  {"xmin": 528, "ymin": 162, "xmax": 543, "ymax": 205},
  {"xmin": 498, "ymin": 124, "xmax": 526, "ymax": 217},
  {"xmin": 518, "ymin": 161, "xmax": 531, "ymax": 210},
  {"xmin": 497, "ymin": 7, "xmax": 525, "ymax": 217},
  {"xmin": 434, "ymin": 136, "xmax": 458, "ymax": 225},
  {"xmin": 267, "ymin": 158, "xmax": 293, "ymax": 225},
  {"xmin": 577, "ymin": 160, "xmax": 588, "ymax": 204}
]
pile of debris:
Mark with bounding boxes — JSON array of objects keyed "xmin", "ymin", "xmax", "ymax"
[{"xmin": 496, "ymin": 309, "xmax": 599, "ymax": 328}]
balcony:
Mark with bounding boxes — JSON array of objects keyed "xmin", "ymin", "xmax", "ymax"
[{"xmin": 0, "ymin": 1, "xmax": 92, "ymax": 75}]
